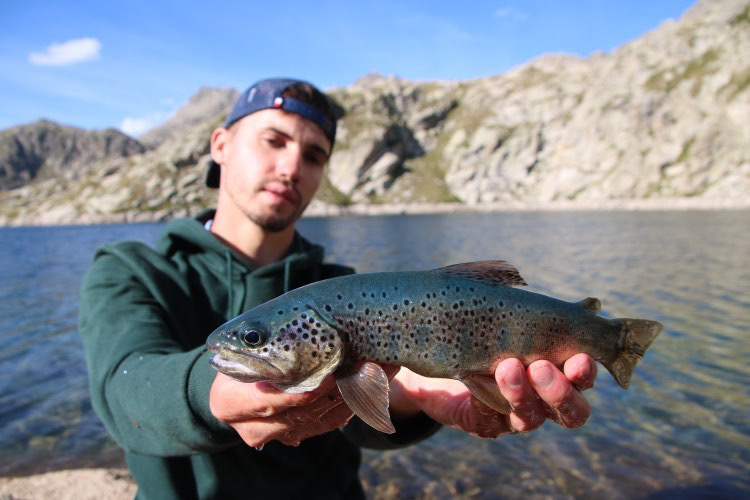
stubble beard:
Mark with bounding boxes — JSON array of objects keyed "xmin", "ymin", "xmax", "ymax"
[{"xmin": 246, "ymin": 184, "xmax": 307, "ymax": 233}]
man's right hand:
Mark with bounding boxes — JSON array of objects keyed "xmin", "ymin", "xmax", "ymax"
[{"xmin": 209, "ymin": 373, "xmax": 354, "ymax": 448}]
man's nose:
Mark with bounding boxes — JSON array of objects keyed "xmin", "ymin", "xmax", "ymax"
[{"xmin": 276, "ymin": 150, "xmax": 302, "ymax": 181}]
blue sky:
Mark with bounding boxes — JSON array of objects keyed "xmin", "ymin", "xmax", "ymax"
[{"xmin": 0, "ymin": 0, "xmax": 695, "ymax": 135}]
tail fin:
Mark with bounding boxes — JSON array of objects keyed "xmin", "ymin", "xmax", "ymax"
[{"xmin": 604, "ymin": 319, "xmax": 663, "ymax": 388}]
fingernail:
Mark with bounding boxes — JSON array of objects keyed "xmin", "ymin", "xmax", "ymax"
[
  {"xmin": 532, "ymin": 364, "xmax": 554, "ymax": 388},
  {"xmin": 503, "ymin": 365, "xmax": 524, "ymax": 388}
]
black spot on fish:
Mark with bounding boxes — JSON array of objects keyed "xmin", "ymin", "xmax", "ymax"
[
  {"xmin": 292, "ymin": 320, "xmax": 298, "ymax": 326},
  {"xmin": 441, "ymin": 291, "xmax": 446, "ymax": 296},
  {"xmin": 311, "ymin": 351, "xmax": 318, "ymax": 358},
  {"xmin": 277, "ymin": 310, "xmax": 283, "ymax": 315},
  {"xmin": 325, "ymin": 304, "xmax": 332, "ymax": 312},
  {"xmin": 499, "ymin": 301, "xmax": 505, "ymax": 307},
  {"xmin": 283, "ymin": 345, "xmax": 290, "ymax": 351},
  {"xmin": 470, "ymin": 287, "xmax": 475, "ymax": 292},
  {"xmin": 301, "ymin": 313, "xmax": 307, "ymax": 319},
  {"xmin": 302, "ymin": 333, "xmax": 309, "ymax": 339},
  {"xmin": 337, "ymin": 294, "xmax": 342, "ymax": 300},
  {"xmin": 311, "ymin": 329, "xmax": 318, "ymax": 335},
  {"xmin": 382, "ymin": 292, "xmax": 387, "ymax": 298},
  {"xmin": 370, "ymin": 293, "xmax": 375, "ymax": 298},
  {"xmin": 365, "ymin": 308, "xmax": 370, "ymax": 315},
  {"xmin": 348, "ymin": 303, "xmax": 354, "ymax": 309},
  {"xmin": 456, "ymin": 287, "xmax": 460, "ymax": 292},
  {"xmin": 403, "ymin": 299, "xmax": 410, "ymax": 306},
  {"xmin": 393, "ymin": 305, "xmax": 398, "ymax": 311},
  {"xmin": 320, "ymin": 335, "xmax": 327, "ymax": 341}
]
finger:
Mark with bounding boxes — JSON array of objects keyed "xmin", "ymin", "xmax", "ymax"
[
  {"xmin": 495, "ymin": 358, "xmax": 546, "ymax": 433},
  {"xmin": 528, "ymin": 360, "xmax": 590, "ymax": 429},
  {"xmin": 563, "ymin": 353, "xmax": 598, "ymax": 391},
  {"xmin": 235, "ymin": 393, "xmax": 354, "ymax": 448},
  {"xmin": 210, "ymin": 372, "xmax": 337, "ymax": 422},
  {"xmin": 459, "ymin": 394, "xmax": 514, "ymax": 439}
]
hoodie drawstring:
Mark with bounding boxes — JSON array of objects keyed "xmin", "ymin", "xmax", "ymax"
[
  {"xmin": 283, "ymin": 259, "xmax": 292, "ymax": 293},
  {"xmin": 225, "ymin": 251, "xmax": 233, "ymax": 317}
]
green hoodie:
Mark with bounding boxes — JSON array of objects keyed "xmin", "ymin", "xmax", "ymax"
[{"xmin": 79, "ymin": 210, "xmax": 440, "ymax": 500}]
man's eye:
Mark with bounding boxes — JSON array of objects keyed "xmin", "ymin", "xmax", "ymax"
[
  {"xmin": 264, "ymin": 136, "xmax": 284, "ymax": 147},
  {"xmin": 305, "ymin": 154, "xmax": 326, "ymax": 166}
]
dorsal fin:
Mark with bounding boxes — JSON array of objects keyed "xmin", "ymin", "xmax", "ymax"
[
  {"xmin": 577, "ymin": 297, "xmax": 602, "ymax": 314},
  {"xmin": 436, "ymin": 260, "xmax": 527, "ymax": 287}
]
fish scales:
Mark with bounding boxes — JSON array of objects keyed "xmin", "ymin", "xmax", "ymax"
[{"xmin": 207, "ymin": 261, "xmax": 662, "ymax": 434}]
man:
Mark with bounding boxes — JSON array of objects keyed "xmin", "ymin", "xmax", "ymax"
[{"xmin": 79, "ymin": 78, "xmax": 597, "ymax": 499}]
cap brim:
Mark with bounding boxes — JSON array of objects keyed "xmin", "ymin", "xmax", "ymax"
[{"xmin": 206, "ymin": 160, "xmax": 220, "ymax": 188}]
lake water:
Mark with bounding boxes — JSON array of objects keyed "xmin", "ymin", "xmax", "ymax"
[{"xmin": 1, "ymin": 211, "xmax": 748, "ymax": 498}]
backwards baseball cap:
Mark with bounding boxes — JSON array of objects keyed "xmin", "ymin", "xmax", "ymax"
[{"xmin": 205, "ymin": 78, "xmax": 337, "ymax": 188}]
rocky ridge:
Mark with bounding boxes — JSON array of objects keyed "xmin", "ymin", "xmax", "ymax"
[
  {"xmin": 0, "ymin": 120, "xmax": 145, "ymax": 191},
  {"xmin": 1, "ymin": 0, "xmax": 748, "ymax": 225}
]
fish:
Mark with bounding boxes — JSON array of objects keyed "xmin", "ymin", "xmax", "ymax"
[{"xmin": 207, "ymin": 261, "xmax": 662, "ymax": 434}]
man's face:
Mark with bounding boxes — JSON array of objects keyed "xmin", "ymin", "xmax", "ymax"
[{"xmin": 213, "ymin": 109, "xmax": 331, "ymax": 232}]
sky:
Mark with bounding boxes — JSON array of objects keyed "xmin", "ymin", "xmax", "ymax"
[{"xmin": 0, "ymin": 0, "xmax": 696, "ymax": 136}]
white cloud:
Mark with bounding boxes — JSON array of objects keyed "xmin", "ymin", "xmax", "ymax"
[
  {"xmin": 28, "ymin": 37, "xmax": 102, "ymax": 67},
  {"xmin": 119, "ymin": 109, "xmax": 174, "ymax": 137}
]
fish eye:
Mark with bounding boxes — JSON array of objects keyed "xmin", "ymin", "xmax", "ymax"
[{"xmin": 239, "ymin": 329, "xmax": 265, "ymax": 347}]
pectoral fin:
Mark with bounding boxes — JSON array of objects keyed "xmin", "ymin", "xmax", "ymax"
[
  {"xmin": 460, "ymin": 374, "xmax": 512, "ymax": 414},
  {"xmin": 336, "ymin": 362, "xmax": 396, "ymax": 434}
]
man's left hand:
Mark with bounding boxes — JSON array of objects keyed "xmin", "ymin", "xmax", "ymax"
[{"xmin": 388, "ymin": 353, "xmax": 597, "ymax": 438}]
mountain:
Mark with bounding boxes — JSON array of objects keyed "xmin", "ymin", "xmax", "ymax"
[
  {"xmin": 1, "ymin": 0, "xmax": 748, "ymax": 225},
  {"xmin": 138, "ymin": 88, "xmax": 239, "ymax": 147},
  {"xmin": 0, "ymin": 120, "xmax": 145, "ymax": 190}
]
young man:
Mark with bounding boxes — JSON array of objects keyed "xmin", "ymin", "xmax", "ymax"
[{"xmin": 80, "ymin": 78, "xmax": 597, "ymax": 499}]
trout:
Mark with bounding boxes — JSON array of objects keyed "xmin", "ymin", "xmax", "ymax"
[{"xmin": 207, "ymin": 261, "xmax": 662, "ymax": 433}]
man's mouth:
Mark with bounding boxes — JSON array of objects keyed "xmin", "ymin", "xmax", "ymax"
[{"xmin": 263, "ymin": 183, "xmax": 299, "ymax": 206}]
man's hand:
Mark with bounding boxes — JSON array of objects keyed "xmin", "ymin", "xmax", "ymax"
[
  {"xmin": 209, "ymin": 373, "xmax": 354, "ymax": 448},
  {"xmin": 388, "ymin": 353, "xmax": 597, "ymax": 438}
]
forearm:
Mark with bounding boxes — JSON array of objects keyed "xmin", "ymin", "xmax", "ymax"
[{"xmin": 95, "ymin": 346, "xmax": 237, "ymax": 456}]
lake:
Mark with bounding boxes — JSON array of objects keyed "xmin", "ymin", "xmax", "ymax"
[{"xmin": 1, "ymin": 211, "xmax": 748, "ymax": 498}]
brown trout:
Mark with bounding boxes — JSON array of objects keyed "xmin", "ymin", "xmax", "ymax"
[{"xmin": 207, "ymin": 261, "xmax": 662, "ymax": 433}]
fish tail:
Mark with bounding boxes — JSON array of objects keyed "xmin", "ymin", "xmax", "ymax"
[{"xmin": 604, "ymin": 319, "xmax": 662, "ymax": 389}]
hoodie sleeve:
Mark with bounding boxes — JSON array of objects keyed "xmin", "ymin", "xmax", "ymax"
[{"xmin": 79, "ymin": 246, "xmax": 238, "ymax": 456}]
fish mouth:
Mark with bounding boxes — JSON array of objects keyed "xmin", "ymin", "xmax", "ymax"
[{"xmin": 208, "ymin": 349, "xmax": 285, "ymax": 384}]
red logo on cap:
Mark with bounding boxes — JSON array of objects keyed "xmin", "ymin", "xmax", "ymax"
[{"xmin": 273, "ymin": 97, "xmax": 283, "ymax": 108}]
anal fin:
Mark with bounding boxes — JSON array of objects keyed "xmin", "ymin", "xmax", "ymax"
[
  {"xmin": 460, "ymin": 374, "xmax": 512, "ymax": 414},
  {"xmin": 336, "ymin": 362, "xmax": 395, "ymax": 434}
]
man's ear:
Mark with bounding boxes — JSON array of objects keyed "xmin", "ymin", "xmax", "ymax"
[{"xmin": 210, "ymin": 128, "xmax": 229, "ymax": 164}]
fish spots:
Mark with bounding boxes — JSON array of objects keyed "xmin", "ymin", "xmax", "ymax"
[
  {"xmin": 277, "ymin": 310, "xmax": 284, "ymax": 316},
  {"xmin": 348, "ymin": 303, "xmax": 354, "ymax": 310},
  {"xmin": 325, "ymin": 304, "xmax": 332, "ymax": 312}
]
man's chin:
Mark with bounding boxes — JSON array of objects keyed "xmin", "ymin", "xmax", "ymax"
[{"xmin": 252, "ymin": 204, "xmax": 306, "ymax": 233}]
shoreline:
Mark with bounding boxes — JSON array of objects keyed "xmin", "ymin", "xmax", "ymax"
[
  {"xmin": 0, "ymin": 468, "xmax": 135, "ymax": 500},
  {"xmin": 1, "ymin": 197, "xmax": 749, "ymax": 228}
]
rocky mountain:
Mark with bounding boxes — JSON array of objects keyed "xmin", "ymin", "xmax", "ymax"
[
  {"xmin": 138, "ymin": 88, "xmax": 239, "ymax": 147},
  {"xmin": 0, "ymin": 120, "xmax": 145, "ymax": 190},
  {"xmin": 1, "ymin": 0, "xmax": 748, "ymax": 225}
]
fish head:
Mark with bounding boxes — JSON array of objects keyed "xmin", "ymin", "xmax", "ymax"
[{"xmin": 206, "ymin": 298, "xmax": 344, "ymax": 392}]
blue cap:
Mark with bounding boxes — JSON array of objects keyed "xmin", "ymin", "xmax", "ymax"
[{"xmin": 206, "ymin": 78, "xmax": 336, "ymax": 188}]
